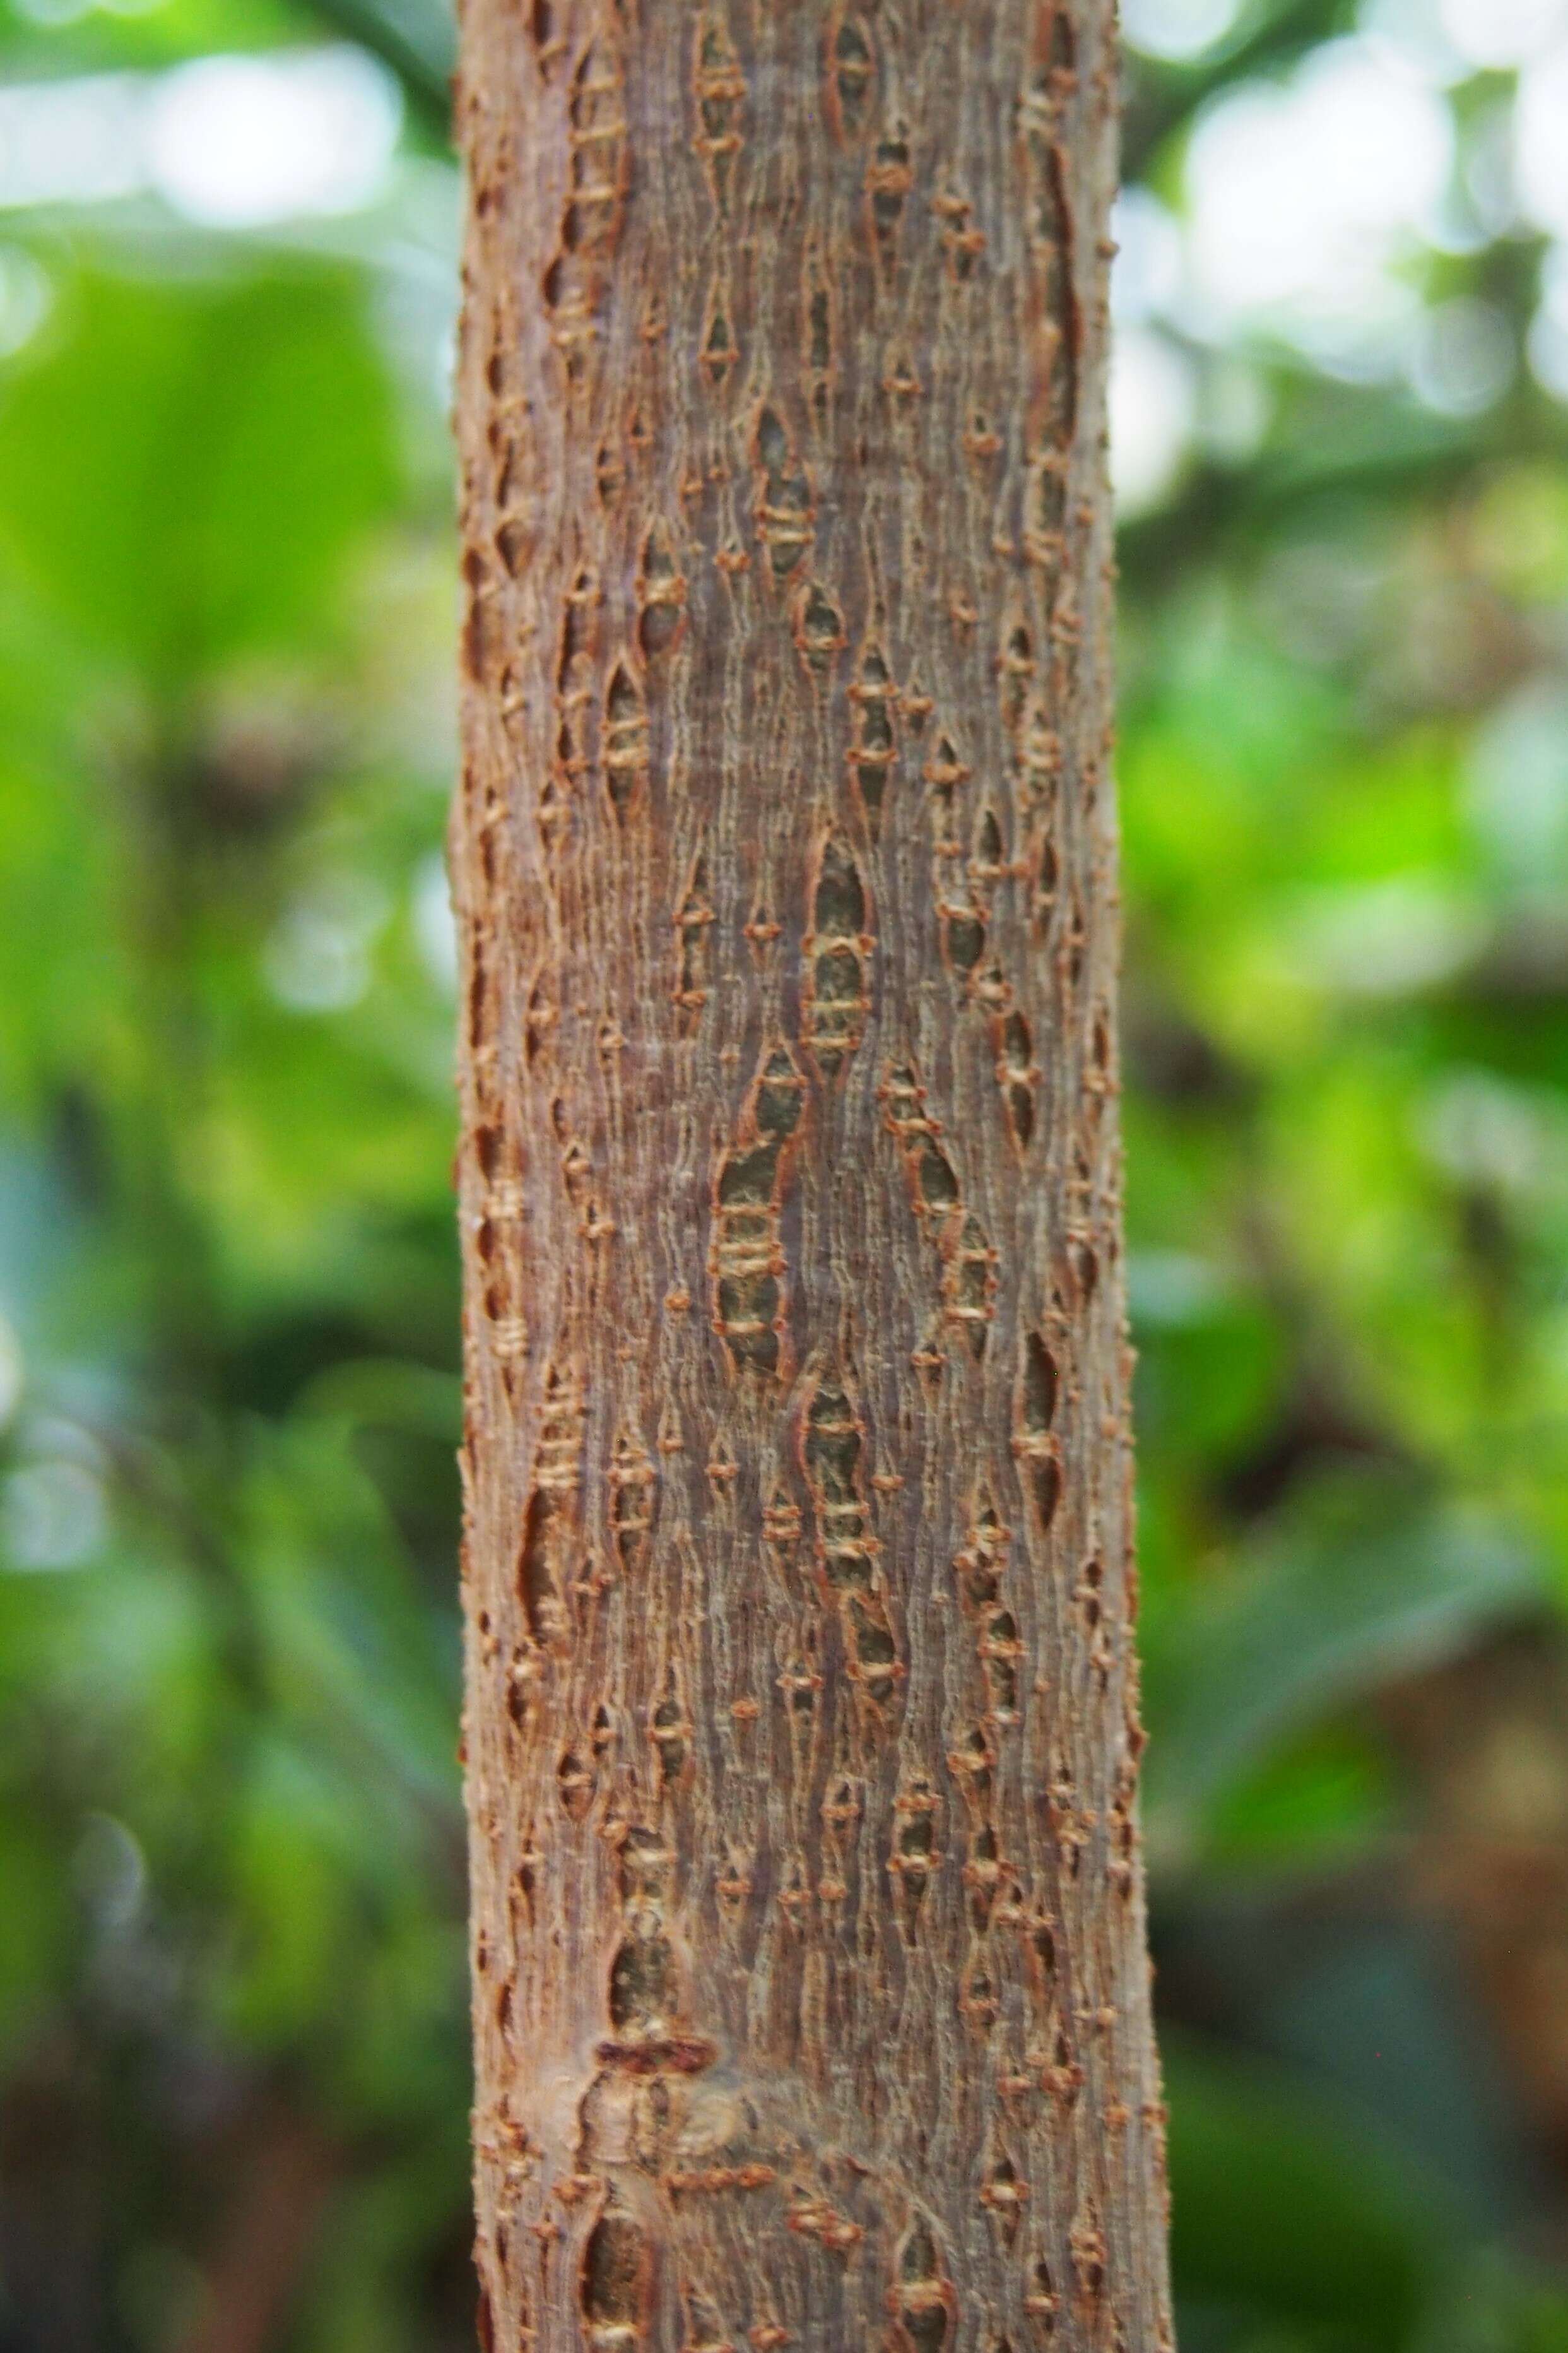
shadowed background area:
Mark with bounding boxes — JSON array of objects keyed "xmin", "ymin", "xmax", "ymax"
[{"xmin": 0, "ymin": 0, "xmax": 1566, "ymax": 2345}]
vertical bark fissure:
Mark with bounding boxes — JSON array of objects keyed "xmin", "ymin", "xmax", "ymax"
[{"xmin": 452, "ymin": 5, "xmax": 1172, "ymax": 2349}]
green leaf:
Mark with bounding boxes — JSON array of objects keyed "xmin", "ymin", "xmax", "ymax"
[
  {"xmin": 1147, "ymin": 1488, "xmax": 1545, "ymax": 1837},
  {"xmin": 1167, "ymin": 2033, "xmax": 1451, "ymax": 2351},
  {"xmin": 0, "ymin": 263, "xmax": 398, "ymax": 682}
]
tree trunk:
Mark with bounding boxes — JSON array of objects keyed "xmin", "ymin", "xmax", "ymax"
[{"xmin": 451, "ymin": 6, "xmax": 1172, "ymax": 2352}]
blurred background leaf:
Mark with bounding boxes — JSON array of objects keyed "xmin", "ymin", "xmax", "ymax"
[{"xmin": 1144, "ymin": 1485, "xmax": 1547, "ymax": 1844}]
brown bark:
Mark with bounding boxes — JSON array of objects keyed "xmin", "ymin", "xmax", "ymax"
[{"xmin": 451, "ymin": 7, "xmax": 1172, "ymax": 2352}]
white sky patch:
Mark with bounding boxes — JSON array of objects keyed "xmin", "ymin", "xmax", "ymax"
[
  {"xmin": 0, "ymin": 74, "xmax": 146, "ymax": 208},
  {"xmin": 1420, "ymin": 1070, "xmax": 1559, "ymax": 1195},
  {"xmin": 1362, "ymin": 0, "xmax": 1568, "ymax": 75},
  {"xmin": 16, "ymin": 0, "xmax": 166, "ymax": 23},
  {"xmin": 1466, "ymin": 679, "xmax": 1568, "ymax": 875},
  {"xmin": 1288, "ymin": 876, "xmax": 1483, "ymax": 995},
  {"xmin": 148, "ymin": 50, "xmax": 401, "ymax": 227},
  {"xmin": 1408, "ymin": 296, "xmax": 1514, "ymax": 414},
  {"xmin": 1196, "ymin": 358, "xmax": 1271, "ymax": 463},
  {"xmin": 73, "ymin": 1815, "xmax": 148, "ymax": 1936},
  {"xmin": 0, "ymin": 48, "xmax": 399, "ymax": 223},
  {"xmin": 264, "ymin": 871, "xmax": 389, "ymax": 1014},
  {"xmin": 1126, "ymin": 1250, "xmax": 1230, "ymax": 1327},
  {"xmin": 1123, "ymin": 0, "xmax": 1242, "ymax": 62},
  {"xmin": 1184, "ymin": 40, "xmax": 1452, "ymax": 371},
  {"xmin": 1110, "ymin": 326, "xmax": 1195, "ymax": 516},
  {"xmin": 1111, "ymin": 187, "xmax": 1184, "ymax": 328},
  {"xmin": 0, "ymin": 1313, "xmax": 20, "ymax": 1428},
  {"xmin": 4, "ymin": 1457, "xmax": 107, "ymax": 1569},
  {"xmin": 1464, "ymin": 101, "xmax": 1522, "ymax": 240},
  {"xmin": 1438, "ymin": 0, "xmax": 1568, "ymax": 67},
  {"xmin": 0, "ymin": 244, "xmax": 48, "ymax": 355},
  {"xmin": 1529, "ymin": 249, "xmax": 1568, "ymax": 402},
  {"xmin": 412, "ymin": 851, "xmax": 457, "ymax": 996},
  {"xmin": 1517, "ymin": 44, "xmax": 1568, "ymax": 241},
  {"xmin": 1424, "ymin": 1077, "xmax": 1568, "ymax": 1231},
  {"xmin": 1361, "ymin": 0, "xmax": 1471, "ymax": 83}
]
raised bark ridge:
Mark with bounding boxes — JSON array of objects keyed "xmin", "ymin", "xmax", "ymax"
[{"xmin": 452, "ymin": 5, "xmax": 1172, "ymax": 2349}]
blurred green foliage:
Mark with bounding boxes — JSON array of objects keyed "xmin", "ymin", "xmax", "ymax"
[{"xmin": 0, "ymin": 0, "xmax": 1566, "ymax": 2347}]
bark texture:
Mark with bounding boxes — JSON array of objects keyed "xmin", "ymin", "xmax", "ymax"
[{"xmin": 452, "ymin": 6, "xmax": 1173, "ymax": 2350}]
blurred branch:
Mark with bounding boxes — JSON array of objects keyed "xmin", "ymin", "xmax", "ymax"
[
  {"xmin": 1383, "ymin": 1630, "xmax": 1568, "ymax": 2196},
  {"xmin": 1118, "ymin": 395, "xmax": 1565, "ymax": 596},
  {"xmin": 176, "ymin": 2107, "xmax": 342, "ymax": 2353}
]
